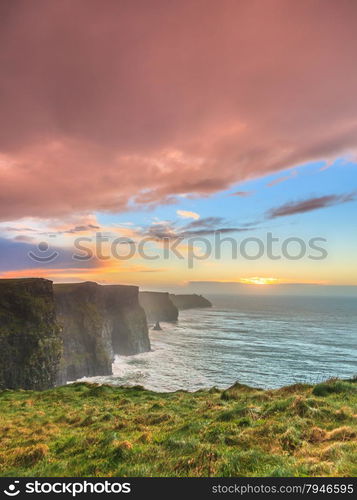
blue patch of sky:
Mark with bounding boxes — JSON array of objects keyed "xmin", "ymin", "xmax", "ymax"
[{"xmin": 97, "ymin": 157, "xmax": 357, "ymax": 238}]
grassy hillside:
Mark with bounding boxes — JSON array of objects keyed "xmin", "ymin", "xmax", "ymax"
[{"xmin": 0, "ymin": 378, "xmax": 356, "ymax": 477}]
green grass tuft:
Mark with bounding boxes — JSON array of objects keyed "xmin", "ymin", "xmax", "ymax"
[{"xmin": 312, "ymin": 379, "xmax": 356, "ymax": 397}]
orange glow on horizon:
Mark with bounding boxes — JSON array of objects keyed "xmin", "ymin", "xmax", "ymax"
[{"xmin": 239, "ymin": 277, "xmax": 279, "ymax": 285}]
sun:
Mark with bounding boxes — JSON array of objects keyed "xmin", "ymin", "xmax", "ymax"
[{"xmin": 240, "ymin": 277, "xmax": 279, "ymax": 286}]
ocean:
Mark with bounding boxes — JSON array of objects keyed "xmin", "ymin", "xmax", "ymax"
[{"xmin": 85, "ymin": 294, "xmax": 357, "ymax": 392}]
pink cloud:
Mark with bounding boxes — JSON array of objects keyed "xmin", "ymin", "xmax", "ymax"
[
  {"xmin": 267, "ymin": 170, "xmax": 298, "ymax": 187},
  {"xmin": 1, "ymin": 0, "xmax": 357, "ymax": 221}
]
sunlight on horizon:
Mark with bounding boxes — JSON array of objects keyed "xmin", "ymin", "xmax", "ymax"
[{"xmin": 239, "ymin": 277, "xmax": 279, "ymax": 286}]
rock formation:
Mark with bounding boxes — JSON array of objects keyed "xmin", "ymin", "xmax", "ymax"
[
  {"xmin": 139, "ymin": 291, "xmax": 178, "ymax": 322},
  {"xmin": 54, "ymin": 282, "xmax": 113, "ymax": 384},
  {"xmin": 169, "ymin": 294, "xmax": 212, "ymax": 310},
  {"xmin": 0, "ymin": 278, "xmax": 62, "ymax": 390},
  {"xmin": 54, "ymin": 282, "xmax": 150, "ymax": 384},
  {"xmin": 101, "ymin": 284, "xmax": 150, "ymax": 355},
  {"xmin": 0, "ymin": 279, "xmax": 151, "ymax": 389}
]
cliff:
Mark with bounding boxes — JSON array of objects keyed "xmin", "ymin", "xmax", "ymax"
[
  {"xmin": 54, "ymin": 282, "xmax": 150, "ymax": 384},
  {"xmin": 102, "ymin": 285, "xmax": 150, "ymax": 355},
  {"xmin": 170, "ymin": 294, "xmax": 212, "ymax": 310},
  {"xmin": 54, "ymin": 282, "xmax": 113, "ymax": 384},
  {"xmin": 139, "ymin": 291, "xmax": 178, "ymax": 322},
  {"xmin": 0, "ymin": 278, "xmax": 62, "ymax": 390}
]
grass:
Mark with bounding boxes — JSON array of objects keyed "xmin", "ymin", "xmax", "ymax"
[{"xmin": 0, "ymin": 378, "xmax": 356, "ymax": 477}]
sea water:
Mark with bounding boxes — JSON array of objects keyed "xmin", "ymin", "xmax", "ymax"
[{"xmin": 85, "ymin": 295, "xmax": 357, "ymax": 391}]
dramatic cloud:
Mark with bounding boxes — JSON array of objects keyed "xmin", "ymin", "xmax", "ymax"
[
  {"xmin": 1, "ymin": 0, "xmax": 357, "ymax": 220},
  {"xmin": 267, "ymin": 193, "xmax": 356, "ymax": 219}
]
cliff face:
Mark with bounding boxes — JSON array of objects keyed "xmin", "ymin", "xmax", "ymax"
[
  {"xmin": 55, "ymin": 282, "xmax": 150, "ymax": 384},
  {"xmin": 54, "ymin": 282, "xmax": 113, "ymax": 384},
  {"xmin": 102, "ymin": 285, "xmax": 150, "ymax": 355},
  {"xmin": 0, "ymin": 278, "xmax": 62, "ymax": 390},
  {"xmin": 0, "ymin": 279, "xmax": 150, "ymax": 389},
  {"xmin": 170, "ymin": 294, "xmax": 212, "ymax": 310},
  {"xmin": 139, "ymin": 292, "xmax": 178, "ymax": 322}
]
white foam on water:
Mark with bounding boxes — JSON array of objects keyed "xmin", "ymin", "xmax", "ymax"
[{"xmin": 83, "ymin": 296, "xmax": 357, "ymax": 392}]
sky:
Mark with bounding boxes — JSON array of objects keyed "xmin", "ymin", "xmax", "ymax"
[{"xmin": 0, "ymin": 0, "xmax": 357, "ymax": 294}]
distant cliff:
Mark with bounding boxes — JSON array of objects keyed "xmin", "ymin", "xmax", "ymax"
[
  {"xmin": 0, "ymin": 278, "xmax": 62, "ymax": 390},
  {"xmin": 55, "ymin": 282, "xmax": 150, "ymax": 384},
  {"xmin": 139, "ymin": 292, "xmax": 178, "ymax": 322},
  {"xmin": 170, "ymin": 294, "xmax": 212, "ymax": 310},
  {"xmin": 102, "ymin": 284, "xmax": 150, "ymax": 355}
]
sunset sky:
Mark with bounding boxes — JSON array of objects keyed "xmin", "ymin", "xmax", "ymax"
[{"xmin": 1, "ymin": 0, "xmax": 357, "ymax": 293}]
